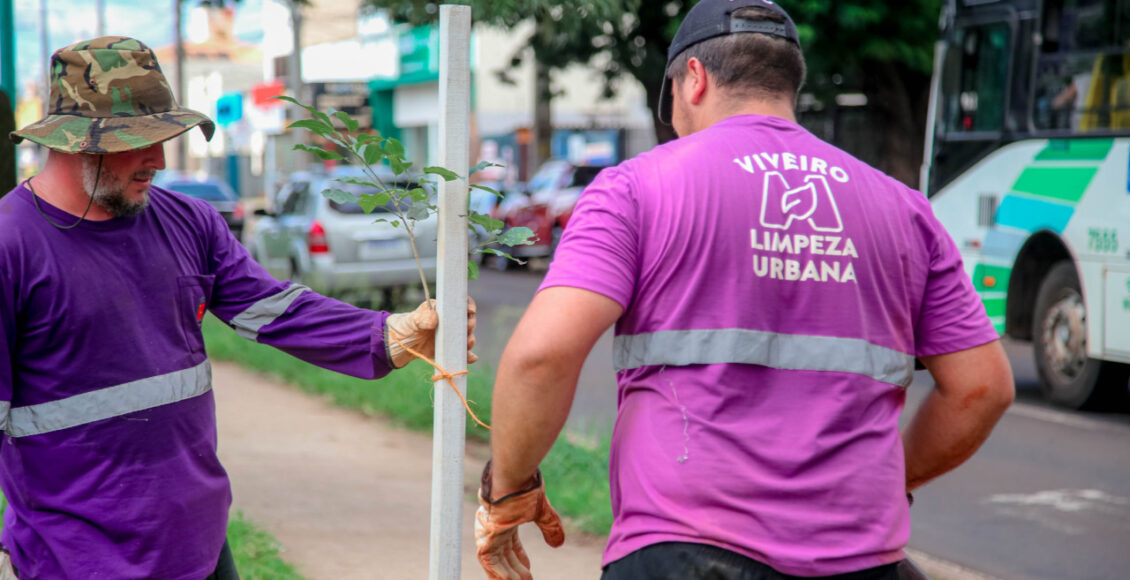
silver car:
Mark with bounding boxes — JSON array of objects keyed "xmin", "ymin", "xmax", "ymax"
[{"xmin": 250, "ymin": 166, "xmax": 437, "ymax": 303}]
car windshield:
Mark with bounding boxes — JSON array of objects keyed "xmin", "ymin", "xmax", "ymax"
[
  {"xmin": 527, "ymin": 161, "xmax": 571, "ymax": 194},
  {"xmin": 168, "ymin": 182, "xmax": 235, "ymax": 202}
]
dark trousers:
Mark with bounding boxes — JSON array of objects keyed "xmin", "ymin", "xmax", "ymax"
[
  {"xmin": 601, "ymin": 542, "xmax": 900, "ymax": 580},
  {"xmin": 203, "ymin": 540, "xmax": 240, "ymax": 580}
]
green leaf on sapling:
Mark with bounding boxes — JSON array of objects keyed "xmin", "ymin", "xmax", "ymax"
[
  {"xmin": 468, "ymin": 260, "xmax": 480, "ymax": 281},
  {"xmin": 294, "ymin": 144, "xmax": 344, "ymax": 161},
  {"xmin": 424, "ymin": 166, "xmax": 461, "ymax": 182},
  {"xmin": 469, "ymin": 160, "xmax": 502, "ymax": 176},
  {"xmin": 406, "ymin": 203, "xmax": 431, "ymax": 221},
  {"xmin": 335, "ymin": 176, "xmax": 381, "ymax": 189},
  {"xmin": 385, "ymin": 137, "xmax": 405, "ymax": 157},
  {"xmin": 322, "ymin": 188, "xmax": 357, "ymax": 205},
  {"xmin": 288, "ymin": 119, "xmax": 334, "ymax": 137},
  {"xmin": 479, "ymin": 247, "xmax": 527, "ymax": 264},
  {"xmin": 497, "ymin": 226, "xmax": 537, "ymax": 246},
  {"xmin": 470, "ymin": 183, "xmax": 503, "ymax": 198},
  {"xmin": 389, "ymin": 157, "xmax": 411, "ymax": 175},
  {"xmin": 359, "ymin": 193, "xmax": 392, "ymax": 213},
  {"xmin": 363, "ymin": 143, "xmax": 384, "ymax": 166},
  {"xmin": 334, "ymin": 110, "xmax": 360, "ymax": 133},
  {"xmin": 468, "ymin": 213, "xmax": 504, "ymax": 233}
]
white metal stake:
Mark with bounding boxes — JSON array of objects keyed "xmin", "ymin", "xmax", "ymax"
[{"xmin": 430, "ymin": 5, "xmax": 471, "ymax": 580}]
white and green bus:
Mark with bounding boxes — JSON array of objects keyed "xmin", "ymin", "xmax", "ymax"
[{"xmin": 924, "ymin": 0, "xmax": 1130, "ymax": 409}]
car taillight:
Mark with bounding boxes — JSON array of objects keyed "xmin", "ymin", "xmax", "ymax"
[
  {"xmin": 233, "ymin": 202, "xmax": 244, "ymax": 221},
  {"xmin": 308, "ymin": 220, "xmax": 329, "ymax": 254}
]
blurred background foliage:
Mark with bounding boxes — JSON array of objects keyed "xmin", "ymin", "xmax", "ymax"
[{"xmin": 370, "ymin": 0, "xmax": 943, "ymax": 185}]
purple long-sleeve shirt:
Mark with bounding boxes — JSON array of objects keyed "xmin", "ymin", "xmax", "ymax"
[{"xmin": 0, "ymin": 183, "xmax": 393, "ymax": 579}]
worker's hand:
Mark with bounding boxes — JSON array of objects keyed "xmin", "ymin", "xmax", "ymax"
[
  {"xmin": 385, "ymin": 298, "xmax": 477, "ymax": 368},
  {"xmin": 475, "ymin": 462, "xmax": 565, "ymax": 580}
]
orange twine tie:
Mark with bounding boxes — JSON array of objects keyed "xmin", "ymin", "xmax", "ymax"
[{"xmin": 391, "ymin": 332, "xmax": 491, "ymax": 430}]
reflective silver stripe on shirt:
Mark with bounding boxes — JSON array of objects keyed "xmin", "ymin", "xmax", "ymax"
[
  {"xmin": 614, "ymin": 329, "xmax": 915, "ymax": 386},
  {"xmin": 230, "ymin": 283, "xmax": 309, "ymax": 340},
  {"xmin": 5, "ymin": 360, "xmax": 213, "ymax": 438},
  {"xmin": 0, "ymin": 401, "xmax": 9, "ymax": 432}
]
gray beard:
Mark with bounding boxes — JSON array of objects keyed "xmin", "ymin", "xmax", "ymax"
[{"xmin": 82, "ymin": 157, "xmax": 151, "ymax": 218}]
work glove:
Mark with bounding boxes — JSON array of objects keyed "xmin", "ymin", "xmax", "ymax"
[
  {"xmin": 384, "ymin": 298, "xmax": 478, "ymax": 368},
  {"xmin": 475, "ymin": 460, "xmax": 565, "ymax": 580}
]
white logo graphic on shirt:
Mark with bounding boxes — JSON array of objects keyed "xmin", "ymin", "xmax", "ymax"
[
  {"xmin": 736, "ymin": 152, "xmax": 860, "ymax": 285},
  {"xmin": 759, "ymin": 172, "xmax": 844, "ymax": 233}
]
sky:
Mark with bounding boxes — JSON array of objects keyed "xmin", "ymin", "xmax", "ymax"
[{"xmin": 13, "ymin": 0, "xmax": 266, "ymax": 99}]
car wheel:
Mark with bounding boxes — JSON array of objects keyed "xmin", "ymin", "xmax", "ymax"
[{"xmin": 1033, "ymin": 261, "xmax": 1130, "ymax": 409}]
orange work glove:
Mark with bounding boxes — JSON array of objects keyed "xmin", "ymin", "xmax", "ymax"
[
  {"xmin": 475, "ymin": 460, "xmax": 565, "ymax": 580},
  {"xmin": 384, "ymin": 298, "xmax": 478, "ymax": 368}
]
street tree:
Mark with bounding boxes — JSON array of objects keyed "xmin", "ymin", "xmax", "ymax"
[
  {"xmin": 364, "ymin": 1, "xmax": 943, "ymax": 187},
  {"xmin": 790, "ymin": 0, "xmax": 944, "ymax": 188},
  {"xmin": 363, "ymin": 0, "xmax": 688, "ymax": 147}
]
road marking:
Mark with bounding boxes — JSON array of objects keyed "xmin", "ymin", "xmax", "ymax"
[
  {"xmin": 983, "ymin": 489, "xmax": 1130, "ymax": 536},
  {"xmin": 987, "ymin": 489, "xmax": 1129, "ymax": 512},
  {"xmin": 1006, "ymin": 403, "xmax": 1130, "ymax": 434},
  {"xmin": 905, "ymin": 548, "xmax": 1004, "ymax": 580}
]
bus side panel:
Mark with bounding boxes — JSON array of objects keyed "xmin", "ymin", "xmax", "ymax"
[
  {"xmin": 930, "ymin": 140, "xmax": 1048, "ymax": 333},
  {"xmin": 1067, "ymin": 140, "xmax": 1130, "ymax": 362},
  {"xmin": 931, "ymin": 138, "xmax": 1130, "ymax": 363}
]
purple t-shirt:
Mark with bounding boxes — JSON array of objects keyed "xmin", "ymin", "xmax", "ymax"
[
  {"xmin": 541, "ymin": 115, "xmax": 997, "ymax": 576},
  {"xmin": 0, "ymin": 184, "xmax": 392, "ymax": 579}
]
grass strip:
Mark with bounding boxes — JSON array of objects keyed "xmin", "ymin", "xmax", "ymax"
[
  {"xmin": 202, "ymin": 315, "xmax": 614, "ymax": 535},
  {"xmin": 0, "ymin": 500, "xmax": 304, "ymax": 579},
  {"xmin": 228, "ymin": 511, "xmax": 306, "ymax": 580}
]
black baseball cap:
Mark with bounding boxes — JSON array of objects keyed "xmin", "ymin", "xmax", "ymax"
[{"xmin": 659, "ymin": 0, "xmax": 800, "ymax": 125}]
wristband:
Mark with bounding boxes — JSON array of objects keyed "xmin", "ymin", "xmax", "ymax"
[{"xmin": 480, "ymin": 459, "xmax": 542, "ymax": 505}]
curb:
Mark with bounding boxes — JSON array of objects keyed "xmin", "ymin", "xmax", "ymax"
[{"xmin": 906, "ymin": 548, "xmax": 1003, "ymax": 580}]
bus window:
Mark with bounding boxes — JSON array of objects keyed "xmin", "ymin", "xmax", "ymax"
[
  {"xmin": 941, "ymin": 23, "xmax": 1010, "ymax": 134},
  {"xmin": 1034, "ymin": 0, "xmax": 1130, "ymax": 132}
]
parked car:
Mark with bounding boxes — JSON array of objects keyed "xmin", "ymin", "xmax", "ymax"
[
  {"xmin": 492, "ymin": 161, "xmax": 606, "ymax": 264},
  {"xmin": 157, "ymin": 174, "xmax": 245, "ymax": 240},
  {"xmin": 249, "ymin": 165, "xmax": 436, "ymax": 304}
]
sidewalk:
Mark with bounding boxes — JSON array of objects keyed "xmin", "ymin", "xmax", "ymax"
[{"xmin": 213, "ymin": 360, "xmax": 606, "ymax": 580}]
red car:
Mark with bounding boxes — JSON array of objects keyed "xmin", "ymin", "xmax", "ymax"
[{"xmin": 492, "ymin": 161, "xmax": 607, "ymax": 264}]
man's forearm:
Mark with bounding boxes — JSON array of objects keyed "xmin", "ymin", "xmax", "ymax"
[
  {"xmin": 489, "ymin": 348, "xmax": 579, "ymax": 499},
  {"xmin": 487, "ymin": 287, "xmax": 623, "ymax": 500},
  {"xmin": 903, "ymin": 343, "xmax": 1014, "ymax": 491}
]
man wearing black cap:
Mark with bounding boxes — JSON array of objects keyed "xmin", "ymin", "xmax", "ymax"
[{"xmin": 475, "ymin": 1, "xmax": 1014, "ymax": 579}]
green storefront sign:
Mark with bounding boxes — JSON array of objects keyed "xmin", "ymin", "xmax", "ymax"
[{"xmin": 397, "ymin": 24, "xmax": 439, "ymax": 85}]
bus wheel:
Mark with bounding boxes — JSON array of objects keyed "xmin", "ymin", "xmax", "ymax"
[{"xmin": 1033, "ymin": 261, "xmax": 1130, "ymax": 409}]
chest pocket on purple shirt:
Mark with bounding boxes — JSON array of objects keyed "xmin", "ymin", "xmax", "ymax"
[{"xmin": 177, "ymin": 274, "xmax": 216, "ymax": 354}]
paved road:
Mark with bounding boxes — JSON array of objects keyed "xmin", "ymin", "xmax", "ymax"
[{"xmin": 469, "ymin": 268, "xmax": 1130, "ymax": 580}]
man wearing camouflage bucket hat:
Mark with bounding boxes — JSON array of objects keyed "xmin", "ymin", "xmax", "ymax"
[{"xmin": 0, "ymin": 37, "xmax": 477, "ymax": 579}]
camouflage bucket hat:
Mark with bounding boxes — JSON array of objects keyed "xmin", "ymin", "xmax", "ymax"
[{"xmin": 9, "ymin": 36, "xmax": 215, "ymax": 154}]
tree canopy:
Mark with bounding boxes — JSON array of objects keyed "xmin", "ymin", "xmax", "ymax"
[{"xmin": 364, "ymin": 0, "xmax": 946, "ymax": 185}]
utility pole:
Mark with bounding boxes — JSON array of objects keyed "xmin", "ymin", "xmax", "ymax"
[
  {"xmin": 287, "ymin": 0, "xmax": 303, "ymax": 102},
  {"xmin": 285, "ymin": 0, "xmax": 305, "ymax": 172},
  {"xmin": 95, "ymin": 0, "xmax": 105, "ymax": 36},
  {"xmin": 39, "ymin": 0, "xmax": 48, "ymax": 116},
  {"xmin": 174, "ymin": 0, "xmax": 187, "ymax": 170}
]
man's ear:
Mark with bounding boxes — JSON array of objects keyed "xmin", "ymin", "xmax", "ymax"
[{"xmin": 685, "ymin": 57, "xmax": 709, "ymax": 106}]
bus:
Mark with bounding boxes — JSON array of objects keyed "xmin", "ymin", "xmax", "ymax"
[{"xmin": 923, "ymin": 0, "xmax": 1130, "ymax": 410}]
